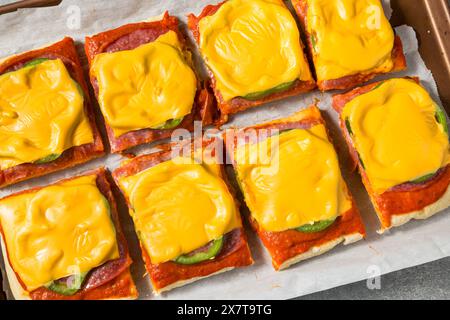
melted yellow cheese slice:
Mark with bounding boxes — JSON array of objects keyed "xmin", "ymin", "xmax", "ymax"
[
  {"xmin": 235, "ymin": 125, "xmax": 351, "ymax": 232},
  {"xmin": 118, "ymin": 157, "xmax": 241, "ymax": 264},
  {"xmin": 0, "ymin": 175, "xmax": 119, "ymax": 291},
  {"xmin": 342, "ymin": 78, "xmax": 450, "ymax": 194},
  {"xmin": 198, "ymin": 0, "xmax": 312, "ymax": 101},
  {"xmin": 0, "ymin": 59, "xmax": 94, "ymax": 170},
  {"xmin": 91, "ymin": 31, "xmax": 197, "ymax": 137},
  {"xmin": 307, "ymin": 0, "xmax": 395, "ymax": 81}
]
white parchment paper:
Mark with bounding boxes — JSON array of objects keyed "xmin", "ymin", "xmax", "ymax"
[{"xmin": 0, "ymin": 0, "xmax": 449, "ymax": 300}]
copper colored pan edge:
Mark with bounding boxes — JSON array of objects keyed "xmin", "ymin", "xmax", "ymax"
[{"xmin": 391, "ymin": 0, "xmax": 450, "ymax": 111}]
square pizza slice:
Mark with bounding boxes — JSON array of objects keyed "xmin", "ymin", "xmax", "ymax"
[
  {"xmin": 333, "ymin": 77, "xmax": 450, "ymax": 232},
  {"xmin": 224, "ymin": 105, "xmax": 366, "ymax": 270},
  {"xmin": 0, "ymin": 37, "xmax": 104, "ymax": 188},
  {"xmin": 188, "ymin": 0, "xmax": 316, "ymax": 120},
  {"xmin": 85, "ymin": 12, "xmax": 217, "ymax": 153},
  {"xmin": 0, "ymin": 168, "xmax": 137, "ymax": 300},
  {"xmin": 112, "ymin": 138, "xmax": 253, "ymax": 293},
  {"xmin": 291, "ymin": 0, "xmax": 407, "ymax": 91}
]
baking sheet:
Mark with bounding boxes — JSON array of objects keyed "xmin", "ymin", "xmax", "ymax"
[{"xmin": 0, "ymin": 0, "xmax": 449, "ymax": 300}]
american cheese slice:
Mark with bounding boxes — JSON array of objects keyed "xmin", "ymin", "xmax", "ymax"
[
  {"xmin": 235, "ymin": 125, "xmax": 352, "ymax": 232},
  {"xmin": 118, "ymin": 157, "xmax": 241, "ymax": 264},
  {"xmin": 91, "ymin": 30, "xmax": 197, "ymax": 137},
  {"xmin": 198, "ymin": 0, "xmax": 312, "ymax": 102},
  {"xmin": 0, "ymin": 59, "xmax": 93, "ymax": 170},
  {"xmin": 307, "ymin": 0, "xmax": 395, "ymax": 81},
  {"xmin": 0, "ymin": 175, "xmax": 119, "ymax": 291},
  {"xmin": 342, "ymin": 78, "xmax": 450, "ymax": 194}
]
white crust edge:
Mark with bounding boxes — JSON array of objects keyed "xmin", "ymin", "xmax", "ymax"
[
  {"xmin": 0, "ymin": 233, "xmax": 30, "ymax": 300},
  {"xmin": 377, "ymin": 184, "xmax": 450, "ymax": 234},
  {"xmin": 153, "ymin": 267, "xmax": 235, "ymax": 295},
  {"xmin": 0, "ymin": 234, "xmax": 136, "ymax": 300},
  {"xmin": 277, "ymin": 232, "xmax": 364, "ymax": 271},
  {"xmin": 143, "ymin": 14, "xmax": 166, "ymax": 23}
]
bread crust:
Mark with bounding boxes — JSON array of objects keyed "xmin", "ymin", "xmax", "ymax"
[
  {"xmin": 187, "ymin": 1, "xmax": 316, "ymax": 120},
  {"xmin": 112, "ymin": 138, "xmax": 253, "ymax": 293},
  {"xmin": 224, "ymin": 105, "xmax": 366, "ymax": 270},
  {"xmin": 278, "ymin": 233, "xmax": 364, "ymax": 270},
  {"xmin": 0, "ymin": 168, "xmax": 138, "ymax": 300},
  {"xmin": 332, "ymin": 78, "xmax": 450, "ymax": 232},
  {"xmin": 387, "ymin": 185, "xmax": 450, "ymax": 231},
  {"xmin": 0, "ymin": 37, "xmax": 104, "ymax": 188},
  {"xmin": 291, "ymin": 0, "xmax": 407, "ymax": 91},
  {"xmin": 85, "ymin": 12, "xmax": 217, "ymax": 153}
]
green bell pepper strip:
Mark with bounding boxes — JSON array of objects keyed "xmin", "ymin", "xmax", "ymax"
[
  {"xmin": 1, "ymin": 58, "xmax": 49, "ymax": 75},
  {"xmin": 45, "ymin": 196, "xmax": 116, "ymax": 295},
  {"xmin": 152, "ymin": 117, "xmax": 184, "ymax": 130},
  {"xmin": 310, "ymin": 33, "xmax": 317, "ymax": 52},
  {"xmin": 409, "ymin": 105, "xmax": 448, "ymax": 184},
  {"xmin": 34, "ymin": 153, "xmax": 61, "ymax": 164},
  {"xmin": 345, "ymin": 118, "xmax": 353, "ymax": 136},
  {"xmin": 24, "ymin": 58, "xmax": 49, "ymax": 68},
  {"xmin": 296, "ymin": 218, "xmax": 336, "ymax": 233},
  {"xmin": 22, "ymin": 58, "xmax": 84, "ymax": 99},
  {"xmin": 435, "ymin": 104, "xmax": 449, "ymax": 135},
  {"xmin": 410, "ymin": 172, "xmax": 437, "ymax": 184},
  {"xmin": 356, "ymin": 151, "xmax": 366, "ymax": 170},
  {"xmin": 46, "ymin": 272, "xmax": 88, "ymax": 296},
  {"xmin": 345, "ymin": 119, "xmax": 366, "ymax": 169},
  {"xmin": 370, "ymin": 82, "xmax": 384, "ymax": 92},
  {"xmin": 25, "ymin": 57, "xmax": 83, "ymax": 165},
  {"xmin": 12, "ymin": 58, "xmax": 84, "ymax": 167},
  {"xmin": 344, "ymin": 97, "xmax": 447, "ymax": 186},
  {"xmin": 174, "ymin": 237, "xmax": 224, "ymax": 265},
  {"xmin": 242, "ymin": 80, "xmax": 297, "ymax": 101}
]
